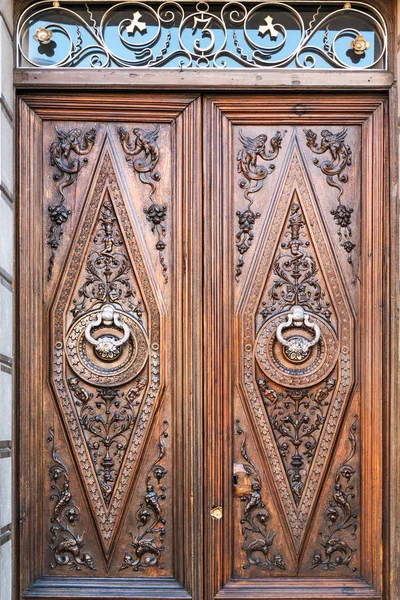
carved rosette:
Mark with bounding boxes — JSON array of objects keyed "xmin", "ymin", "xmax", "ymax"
[
  {"xmin": 238, "ymin": 139, "xmax": 354, "ymax": 555},
  {"xmin": 51, "ymin": 142, "xmax": 163, "ymax": 555}
]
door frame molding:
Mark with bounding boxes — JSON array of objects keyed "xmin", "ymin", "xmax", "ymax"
[{"xmin": 13, "ymin": 23, "xmax": 399, "ymax": 597}]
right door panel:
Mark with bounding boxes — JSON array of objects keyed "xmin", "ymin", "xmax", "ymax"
[{"xmin": 203, "ymin": 94, "xmax": 386, "ymax": 600}]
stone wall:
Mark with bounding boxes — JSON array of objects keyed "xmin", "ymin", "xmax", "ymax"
[{"xmin": 0, "ymin": 0, "xmax": 13, "ymax": 598}]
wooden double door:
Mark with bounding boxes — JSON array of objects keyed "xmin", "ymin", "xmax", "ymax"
[{"xmin": 18, "ymin": 92, "xmax": 387, "ymax": 600}]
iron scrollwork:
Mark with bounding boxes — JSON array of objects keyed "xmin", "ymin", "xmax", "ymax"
[
  {"xmin": 304, "ymin": 128, "xmax": 355, "ymax": 263},
  {"xmin": 119, "ymin": 125, "xmax": 168, "ymax": 282},
  {"xmin": 18, "ymin": 2, "xmax": 387, "ymax": 70},
  {"xmin": 47, "ymin": 427, "xmax": 96, "ymax": 571},
  {"xmin": 120, "ymin": 420, "xmax": 169, "ymax": 571},
  {"xmin": 47, "ymin": 126, "xmax": 97, "ymax": 280},
  {"xmin": 236, "ymin": 129, "xmax": 284, "ymax": 280},
  {"xmin": 235, "ymin": 420, "xmax": 285, "ymax": 571},
  {"xmin": 312, "ymin": 417, "xmax": 358, "ymax": 571}
]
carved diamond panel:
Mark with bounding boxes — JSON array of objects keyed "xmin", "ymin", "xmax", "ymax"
[
  {"xmin": 239, "ymin": 137, "xmax": 354, "ymax": 553},
  {"xmin": 51, "ymin": 138, "xmax": 163, "ymax": 555}
]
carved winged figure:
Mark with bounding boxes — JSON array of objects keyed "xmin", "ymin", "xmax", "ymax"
[
  {"xmin": 236, "ymin": 421, "xmax": 285, "ymax": 571},
  {"xmin": 50, "ymin": 126, "xmax": 97, "ymax": 197},
  {"xmin": 237, "ymin": 130, "xmax": 283, "ymax": 202},
  {"xmin": 312, "ymin": 418, "xmax": 358, "ymax": 571},
  {"xmin": 120, "ymin": 537, "xmax": 161, "ymax": 571},
  {"xmin": 312, "ymin": 535, "xmax": 354, "ymax": 570},
  {"xmin": 258, "ymin": 378, "xmax": 278, "ymax": 405},
  {"xmin": 48, "ymin": 428, "xmax": 96, "ymax": 571},
  {"xmin": 314, "ymin": 378, "xmax": 336, "ymax": 406},
  {"xmin": 118, "ymin": 125, "xmax": 161, "ymax": 197},
  {"xmin": 304, "ymin": 128, "xmax": 352, "ymax": 201},
  {"xmin": 53, "ymin": 535, "xmax": 95, "ymax": 570},
  {"xmin": 120, "ymin": 422, "xmax": 168, "ymax": 572}
]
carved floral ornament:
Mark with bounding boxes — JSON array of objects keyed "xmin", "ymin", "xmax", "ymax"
[{"xmin": 18, "ymin": 1, "xmax": 387, "ymax": 70}]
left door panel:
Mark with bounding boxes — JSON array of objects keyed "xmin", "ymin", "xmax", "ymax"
[{"xmin": 17, "ymin": 94, "xmax": 202, "ymax": 600}]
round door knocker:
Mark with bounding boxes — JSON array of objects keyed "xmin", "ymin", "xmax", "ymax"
[
  {"xmin": 65, "ymin": 304, "xmax": 149, "ymax": 387},
  {"xmin": 255, "ymin": 306, "xmax": 339, "ymax": 388},
  {"xmin": 276, "ymin": 306, "xmax": 321, "ymax": 363},
  {"xmin": 84, "ymin": 304, "xmax": 131, "ymax": 362}
]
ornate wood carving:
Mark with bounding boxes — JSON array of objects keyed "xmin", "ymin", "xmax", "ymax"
[
  {"xmin": 51, "ymin": 145, "xmax": 162, "ymax": 553},
  {"xmin": 240, "ymin": 140, "xmax": 354, "ymax": 552},
  {"xmin": 304, "ymin": 128, "xmax": 355, "ymax": 262},
  {"xmin": 235, "ymin": 420, "xmax": 285, "ymax": 572},
  {"xmin": 258, "ymin": 379, "xmax": 336, "ymax": 505},
  {"xmin": 235, "ymin": 129, "xmax": 284, "ymax": 280},
  {"xmin": 312, "ymin": 417, "xmax": 358, "ymax": 571},
  {"xmin": 120, "ymin": 421, "xmax": 169, "ymax": 572},
  {"xmin": 118, "ymin": 125, "xmax": 168, "ymax": 282},
  {"xmin": 259, "ymin": 202, "xmax": 332, "ymax": 321},
  {"xmin": 47, "ymin": 125, "xmax": 97, "ymax": 280},
  {"xmin": 47, "ymin": 427, "xmax": 96, "ymax": 572},
  {"xmin": 68, "ymin": 377, "xmax": 147, "ymax": 506},
  {"xmin": 70, "ymin": 198, "xmax": 144, "ymax": 319}
]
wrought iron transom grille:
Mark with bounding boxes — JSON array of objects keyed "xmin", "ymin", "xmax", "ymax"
[{"xmin": 17, "ymin": 1, "xmax": 388, "ymax": 69}]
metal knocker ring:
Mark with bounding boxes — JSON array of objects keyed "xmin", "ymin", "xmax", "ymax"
[
  {"xmin": 85, "ymin": 304, "xmax": 131, "ymax": 362},
  {"xmin": 276, "ymin": 306, "xmax": 321, "ymax": 363}
]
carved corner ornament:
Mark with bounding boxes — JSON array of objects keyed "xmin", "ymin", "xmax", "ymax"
[
  {"xmin": 118, "ymin": 125, "xmax": 168, "ymax": 282},
  {"xmin": 303, "ymin": 128, "xmax": 355, "ymax": 263},
  {"xmin": 234, "ymin": 420, "xmax": 285, "ymax": 571},
  {"xmin": 120, "ymin": 420, "xmax": 169, "ymax": 571},
  {"xmin": 311, "ymin": 416, "xmax": 358, "ymax": 571},
  {"xmin": 47, "ymin": 125, "xmax": 97, "ymax": 280},
  {"xmin": 235, "ymin": 129, "xmax": 285, "ymax": 281},
  {"xmin": 47, "ymin": 427, "xmax": 96, "ymax": 571}
]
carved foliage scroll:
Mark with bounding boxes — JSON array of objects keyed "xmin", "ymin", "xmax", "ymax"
[
  {"xmin": 120, "ymin": 421, "xmax": 169, "ymax": 572},
  {"xmin": 119, "ymin": 125, "xmax": 168, "ymax": 282},
  {"xmin": 235, "ymin": 129, "xmax": 284, "ymax": 280},
  {"xmin": 235, "ymin": 420, "xmax": 285, "ymax": 572},
  {"xmin": 47, "ymin": 125, "xmax": 97, "ymax": 280},
  {"xmin": 312, "ymin": 417, "xmax": 358, "ymax": 572},
  {"xmin": 48, "ymin": 427, "xmax": 96, "ymax": 571}
]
